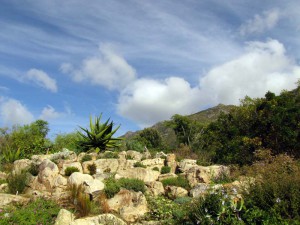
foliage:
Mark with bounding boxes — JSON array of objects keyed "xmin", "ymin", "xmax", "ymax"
[
  {"xmin": 52, "ymin": 132, "xmax": 82, "ymax": 153},
  {"xmin": 125, "ymin": 138, "xmax": 145, "ymax": 152},
  {"xmin": 161, "ymin": 175, "xmax": 190, "ymax": 190},
  {"xmin": 69, "ymin": 184, "xmax": 91, "ymax": 217},
  {"xmin": 64, "ymin": 166, "xmax": 79, "ymax": 176},
  {"xmin": 7, "ymin": 170, "xmax": 28, "ymax": 194},
  {"xmin": 0, "ymin": 145, "xmax": 21, "ymax": 163},
  {"xmin": 161, "ymin": 166, "xmax": 171, "ymax": 174},
  {"xmin": 87, "ymin": 163, "xmax": 97, "ymax": 175},
  {"xmin": 77, "ymin": 114, "xmax": 122, "ymax": 153},
  {"xmin": 0, "ymin": 198, "xmax": 60, "ymax": 225},
  {"xmin": 104, "ymin": 177, "xmax": 121, "ymax": 198},
  {"xmin": 196, "ymin": 85, "xmax": 300, "ymax": 165},
  {"xmin": 99, "ymin": 151, "xmax": 119, "ymax": 159},
  {"xmin": 152, "ymin": 166, "xmax": 160, "ymax": 171},
  {"xmin": 81, "ymin": 154, "xmax": 92, "ymax": 163},
  {"xmin": 138, "ymin": 128, "xmax": 163, "ymax": 149},
  {"xmin": 133, "ymin": 161, "xmax": 146, "ymax": 168}
]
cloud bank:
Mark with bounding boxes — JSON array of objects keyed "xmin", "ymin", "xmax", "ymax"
[{"xmin": 25, "ymin": 69, "xmax": 58, "ymax": 92}]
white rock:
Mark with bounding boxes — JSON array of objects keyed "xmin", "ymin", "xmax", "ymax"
[
  {"xmin": 68, "ymin": 172, "xmax": 94, "ymax": 187},
  {"xmin": 55, "ymin": 209, "xmax": 75, "ymax": 225}
]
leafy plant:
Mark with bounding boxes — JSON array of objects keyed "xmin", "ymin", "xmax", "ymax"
[
  {"xmin": 100, "ymin": 151, "xmax": 119, "ymax": 159},
  {"xmin": 133, "ymin": 161, "xmax": 146, "ymax": 168},
  {"xmin": 161, "ymin": 166, "xmax": 171, "ymax": 174},
  {"xmin": 118, "ymin": 178, "xmax": 146, "ymax": 193},
  {"xmin": 104, "ymin": 177, "xmax": 121, "ymax": 198},
  {"xmin": 0, "ymin": 198, "xmax": 60, "ymax": 225},
  {"xmin": 77, "ymin": 114, "xmax": 122, "ymax": 153},
  {"xmin": 7, "ymin": 170, "xmax": 28, "ymax": 194},
  {"xmin": 65, "ymin": 166, "xmax": 79, "ymax": 176},
  {"xmin": 1, "ymin": 145, "xmax": 21, "ymax": 163},
  {"xmin": 81, "ymin": 154, "xmax": 92, "ymax": 163},
  {"xmin": 152, "ymin": 167, "xmax": 160, "ymax": 171},
  {"xmin": 161, "ymin": 175, "xmax": 190, "ymax": 190},
  {"xmin": 87, "ymin": 163, "xmax": 97, "ymax": 175},
  {"xmin": 69, "ymin": 184, "xmax": 91, "ymax": 217}
]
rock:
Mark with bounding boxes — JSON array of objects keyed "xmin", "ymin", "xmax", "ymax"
[
  {"xmin": 61, "ymin": 162, "xmax": 83, "ymax": 175},
  {"xmin": 189, "ymin": 183, "xmax": 223, "ymax": 198},
  {"xmin": 142, "ymin": 150, "xmax": 151, "ymax": 160},
  {"xmin": 70, "ymin": 214, "xmax": 126, "ymax": 225},
  {"xmin": 54, "ymin": 175, "xmax": 68, "ymax": 187},
  {"xmin": 38, "ymin": 159, "xmax": 59, "ymax": 190},
  {"xmin": 0, "ymin": 193, "xmax": 30, "ymax": 207},
  {"xmin": 178, "ymin": 159, "xmax": 197, "ymax": 172},
  {"xmin": 158, "ymin": 173, "xmax": 178, "ymax": 181},
  {"xmin": 31, "ymin": 154, "xmax": 52, "ymax": 164},
  {"xmin": 166, "ymin": 154, "xmax": 176, "ymax": 163},
  {"xmin": 68, "ymin": 172, "xmax": 94, "ymax": 187},
  {"xmin": 0, "ymin": 171, "xmax": 7, "ymax": 180},
  {"xmin": 82, "ymin": 161, "xmax": 96, "ymax": 174},
  {"xmin": 155, "ymin": 151, "xmax": 167, "ymax": 158},
  {"xmin": 13, "ymin": 159, "xmax": 32, "ymax": 173},
  {"xmin": 207, "ymin": 165, "xmax": 230, "ymax": 181},
  {"xmin": 108, "ymin": 189, "xmax": 148, "ymax": 223},
  {"xmin": 118, "ymin": 158, "xmax": 136, "ymax": 171},
  {"xmin": 94, "ymin": 158, "xmax": 119, "ymax": 173},
  {"xmin": 141, "ymin": 158, "xmax": 165, "ymax": 170},
  {"xmin": 55, "ymin": 209, "xmax": 75, "ymax": 225},
  {"xmin": 83, "ymin": 179, "xmax": 105, "ymax": 199},
  {"xmin": 145, "ymin": 181, "xmax": 165, "ymax": 196},
  {"xmin": 166, "ymin": 154, "xmax": 177, "ymax": 173},
  {"xmin": 51, "ymin": 148, "xmax": 77, "ymax": 162},
  {"xmin": 126, "ymin": 150, "xmax": 143, "ymax": 160},
  {"xmin": 165, "ymin": 186, "xmax": 188, "ymax": 199},
  {"xmin": 118, "ymin": 151, "xmax": 127, "ymax": 160},
  {"xmin": 117, "ymin": 168, "xmax": 160, "ymax": 182},
  {"xmin": 0, "ymin": 183, "xmax": 8, "ymax": 193}
]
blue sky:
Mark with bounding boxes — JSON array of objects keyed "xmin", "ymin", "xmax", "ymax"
[{"xmin": 0, "ymin": 0, "xmax": 300, "ymax": 139}]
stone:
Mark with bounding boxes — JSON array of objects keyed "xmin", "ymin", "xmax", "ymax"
[
  {"xmin": 0, "ymin": 183, "xmax": 8, "ymax": 193},
  {"xmin": 145, "ymin": 181, "xmax": 165, "ymax": 196},
  {"xmin": 0, "ymin": 193, "xmax": 30, "ymax": 207},
  {"xmin": 141, "ymin": 158, "xmax": 165, "ymax": 170},
  {"xmin": 54, "ymin": 209, "xmax": 75, "ymax": 225},
  {"xmin": 38, "ymin": 159, "xmax": 59, "ymax": 190},
  {"xmin": 82, "ymin": 161, "xmax": 96, "ymax": 174},
  {"xmin": 68, "ymin": 172, "xmax": 94, "ymax": 187},
  {"xmin": 61, "ymin": 162, "xmax": 83, "ymax": 175},
  {"xmin": 158, "ymin": 173, "xmax": 178, "ymax": 181},
  {"xmin": 31, "ymin": 154, "xmax": 52, "ymax": 164},
  {"xmin": 108, "ymin": 189, "xmax": 148, "ymax": 223},
  {"xmin": 155, "ymin": 151, "xmax": 167, "ymax": 158},
  {"xmin": 70, "ymin": 214, "xmax": 126, "ymax": 225},
  {"xmin": 165, "ymin": 186, "xmax": 188, "ymax": 199},
  {"xmin": 117, "ymin": 168, "xmax": 160, "ymax": 182},
  {"xmin": 142, "ymin": 150, "xmax": 151, "ymax": 160},
  {"xmin": 51, "ymin": 148, "xmax": 77, "ymax": 162},
  {"xmin": 0, "ymin": 171, "xmax": 7, "ymax": 180},
  {"xmin": 189, "ymin": 183, "xmax": 223, "ymax": 198},
  {"xmin": 94, "ymin": 158, "xmax": 119, "ymax": 173},
  {"xmin": 13, "ymin": 159, "xmax": 32, "ymax": 174},
  {"xmin": 118, "ymin": 158, "xmax": 136, "ymax": 171},
  {"xmin": 126, "ymin": 150, "xmax": 143, "ymax": 160},
  {"xmin": 166, "ymin": 154, "xmax": 177, "ymax": 173},
  {"xmin": 178, "ymin": 159, "xmax": 197, "ymax": 172},
  {"xmin": 54, "ymin": 175, "xmax": 68, "ymax": 187},
  {"xmin": 83, "ymin": 179, "xmax": 105, "ymax": 199}
]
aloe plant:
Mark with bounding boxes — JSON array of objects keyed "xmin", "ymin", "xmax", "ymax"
[
  {"xmin": 1, "ymin": 145, "xmax": 22, "ymax": 163},
  {"xmin": 77, "ymin": 114, "xmax": 122, "ymax": 153}
]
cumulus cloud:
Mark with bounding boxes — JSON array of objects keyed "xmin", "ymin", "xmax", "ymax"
[
  {"xmin": 25, "ymin": 68, "xmax": 58, "ymax": 92},
  {"xmin": 117, "ymin": 77, "xmax": 201, "ymax": 126},
  {"xmin": 240, "ymin": 9, "xmax": 280, "ymax": 35},
  {"xmin": 39, "ymin": 105, "xmax": 64, "ymax": 120},
  {"xmin": 0, "ymin": 98, "xmax": 34, "ymax": 125},
  {"xmin": 199, "ymin": 39, "xmax": 300, "ymax": 105},
  {"xmin": 61, "ymin": 44, "xmax": 137, "ymax": 90}
]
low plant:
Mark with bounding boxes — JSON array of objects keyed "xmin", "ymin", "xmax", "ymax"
[
  {"xmin": 104, "ymin": 177, "xmax": 121, "ymax": 198},
  {"xmin": 133, "ymin": 161, "xmax": 146, "ymax": 168},
  {"xmin": 69, "ymin": 184, "xmax": 91, "ymax": 217},
  {"xmin": 152, "ymin": 167, "xmax": 160, "ymax": 171},
  {"xmin": 118, "ymin": 178, "xmax": 146, "ymax": 193},
  {"xmin": 161, "ymin": 175, "xmax": 190, "ymax": 190},
  {"xmin": 0, "ymin": 198, "xmax": 60, "ymax": 225},
  {"xmin": 1, "ymin": 145, "xmax": 21, "ymax": 163},
  {"xmin": 87, "ymin": 163, "xmax": 97, "ymax": 175},
  {"xmin": 211, "ymin": 169, "xmax": 233, "ymax": 184},
  {"xmin": 125, "ymin": 155, "xmax": 134, "ymax": 160},
  {"xmin": 101, "ymin": 151, "xmax": 119, "ymax": 159},
  {"xmin": 65, "ymin": 166, "xmax": 79, "ymax": 176},
  {"xmin": 161, "ymin": 166, "xmax": 171, "ymax": 174},
  {"xmin": 81, "ymin": 154, "xmax": 92, "ymax": 163},
  {"xmin": 7, "ymin": 170, "xmax": 28, "ymax": 194},
  {"xmin": 0, "ymin": 178, "xmax": 6, "ymax": 185}
]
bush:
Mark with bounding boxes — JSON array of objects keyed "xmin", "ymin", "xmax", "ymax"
[
  {"xmin": 161, "ymin": 175, "xmax": 190, "ymax": 190},
  {"xmin": 69, "ymin": 184, "xmax": 91, "ymax": 217},
  {"xmin": 104, "ymin": 177, "xmax": 121, "ymax": 198},
  {"xmin": 88, "ymin": 163, "xmax": 97, "ymax": 175},
  {"xmin": 100, "ymin": 151, "xmax": 119, "ymax": 159},
  {"xmin": 0, "ymin": 198, "xmax": 60, "ymax": 225},
  {"xmin": 133, "ymin": 161, "xmax": 146, "ymax": 168},
  {"xmin": 126, "ymin": 139, "xmax": 145, "ymax": 152},
  {"xmin": 7, "ymin": 170, "xmax": 28, "ymax": 194},
  {"xmin": 81, "ymin": 154, "xmax": 92, "ymax": 163},
  {"xmin": 65, "ymin": 166, "xmax": 79, "ymax": 176},
  {"xmin": 161, "ymin": 166, "xmax": 171, "ymax": 174},
  {"xmin": 118, "ymin": 178, "xmax": 146, "ymax": 193},
  {"xmin": 152, "ymin": 167, "xmax": 160, "ymax": 171}
]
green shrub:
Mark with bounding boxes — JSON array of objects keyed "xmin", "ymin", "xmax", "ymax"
[
  {"xmin": 100, "ymin": 151, "xmax": 119, "ymax": 159},
  {"xmin": 125, "ymin": 155, "xmax": 134, "ymax": 160},
  {"xmin": 81, "ymin": 154, "xmax": 92, "ymax": 163},
  {"xmin": 161, "ymin": 175, "xmax": 190, "ymax": 190},
  {"xmin": 28, "ymin": 163, "xmax": 39, "ymax": 176},
  {"xmin": 152, "ymin": 167, "xmax": 160, "ymax": 171},
  {"xmin": 174, "ymin": 196, "xmax": 192, "ymax": 205},
  {"xmin": 104, "ymin": 177, "xmax": 121, "ymax": 198},
  {"xmin": 161, "ymin": 166, "xmax": 171, "ymax": 174},
  {"xmin": 53, "ymin": 132, "xmax": 82, "ymax": 153},
  {"xmin": 126, "ymin": 139, "xmax": 144, "ymax": 152},
  {"xmin": 65, "ymin": 166, "xmax": 79, "ymax": 176},
  {"xmin": 69, "ymin": 184, "xmax": 92, "ymax": 217},
  {"xmin": 87, "ymin": 163, "xmax": 97, "ymax": 175},
  {"xmin": 118, "ymin": 178, "xmax": 146, "ymax": 193},
  {"xmin": 0, "ymin": 198, "xmax": 60, "ymax": 225},
  {"xmin": 133, "ymin": 161, "xmax": 146, "ymax": 168},
  {"xmin": 7, "ymin": 170, "xmax": 28, "ymax": 194},
  {"xmin": 0, "ymin": 178, "xmax": 6, "ymax": 185}
]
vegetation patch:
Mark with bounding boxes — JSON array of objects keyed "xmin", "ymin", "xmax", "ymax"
[
  {"xmin": 64, "ymin": 166, "xmax": 79, "ymax": 176},
  {"xmin": 161, "ymin": 175, "xmax": 190, "ymax": 190}
]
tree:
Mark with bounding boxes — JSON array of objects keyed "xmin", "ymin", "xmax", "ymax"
[
  {"xmin": 77, "ymin": 114, "xmax": 122, "ymax": 153},
  {"xmin": 138, "ymin": 128, "xmax": 162, "ymax": 149}
]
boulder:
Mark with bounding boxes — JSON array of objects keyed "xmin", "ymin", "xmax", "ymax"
[
  {"xmin": 158, "ymin": 173, "xmax": 178, "ymax": 181},
  {"xmin": 126, "ymin": 150, "xmax": 143, "ymax": 160},
  {"xmin": 0, "ymin": 193, "xmax": 30, "ymax": 207},
  {"xmin": 83, "ymin": 179, "xmax": 105, "ymax": 199},
  {"xmin": 165, "ymin": 186, "xmax": 188, "ymax": 199},
  {"xmin": 0, "ymin": 171, "xmax": 7, "ymax": 180},
  {"xmin": 54, "ymin": 175, "xmax": 68, "ymax": 187},
  {"xmin": 145, "ymin": 181, "xmax": 165, "ymax": 196},
  {"xmin": 189, "ymin": 183, "xmax": 223, "ymax": 198},
  {"xmin": 31, "ymin": 154, "xmax": 52, "ymax": 164},
  {"xmin": 118, "ymin": 158, "xmax": 136, "ymax": 171},
  {"xmin": 178, "ymin": 159, "xmax": 197, "ymax": 172},
  {"xmin": 55, "ymin": 209, "xmax": 75, "ymax": 225},
  {"xmin": 61, "ymin": 162, "xmax": 83, "ymax": 175},
  {"xmin": 0, "ymin": 183, "xmax": 8, "ymax": 193},
  {"xmin": 108, "ymin": 189, "xmax": 148, "ymax": 223},
  {"xmin": 13, "ymin": 159, "xmax": 32, "ymax": 173},
  {"xmin": 50, "ymin": 148, "xmax": 77, "ymax": 162},
  {"xmin": 70, "ymin": 214, "xmax": 126, "ymax": 225},
  {"xmin": 117, "ymin": 168, "xmax": 160, "ymax": 182},
  {"xmin": 38, "ymin": 159, "xmax": 60, "ymax": 190},
  {"xmin": 82, "ymin": 161, "xmax": 96, "ymax": 174},
  {"xmin": 155, "ymin": 152, "xmax": 167, "ymax": 158},
  {"xmin": 93, "ymin": 158, "xmax": 119, "ymax": 173},
  {"xmin": 142, "ymin": 150, "xmax": 152, "ymax": 160},
  {"xmin": 141, "ymin": 158, "xmax": 165, "ymax": 170},
  {"xmin": 68, "ymin": 172, "xmax": 94, "ymax": 187},
  {"xmin": 166, "ymin": 154, "xmax": 177, "ymax": 173}
]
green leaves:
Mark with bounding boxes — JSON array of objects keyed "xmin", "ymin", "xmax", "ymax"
[{"xmin": 77, "ymin": 114, "xmax": 122, "ymax": 153}]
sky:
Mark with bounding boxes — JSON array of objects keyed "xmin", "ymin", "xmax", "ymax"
[{"xmin": 0, "ymin": 0, "xmax": 300, "ymax": 139}]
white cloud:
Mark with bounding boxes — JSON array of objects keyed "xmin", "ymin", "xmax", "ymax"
[
  {"xmin": 117, "ymin": 77, "xmax": 201, "ymax": 126},
  {"xmin": 0, "ymin": 98, "xmax": 34, "ymax": 125},
  {"xmin": 25, "ymin": 68, "xmax": 58, "ymax": 92},
  {"xmin": 39, "ymin": 105, "xmax": 64, "ymax": 120},
  {"xmin": 62, "ymin": 44, "xmax": 137, "ymax": 90},
  {"xmin": 240, "ymin": 9, "xmax": 280, "ymax": 35},
  {"xmin": 199, "ymin": 39, "xmax": 300, "ymax": 105}
]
